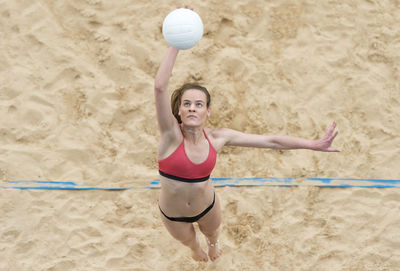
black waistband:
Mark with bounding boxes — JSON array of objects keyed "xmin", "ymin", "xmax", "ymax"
[
  {"xmin": 159, "ymin": 192, "xmax": 216, "ymax": 223},
  {"xmin": 159, "ymin": 170, "xmax": 210, "ymax": 183}
]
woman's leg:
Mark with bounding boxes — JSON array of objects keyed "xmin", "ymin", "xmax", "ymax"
[
  {"xmin": 197, "ymin": 193, "xmax": 222, "ymax": 261},
  {"xmin": 160, "ymin": 213, "xmax": 208, "ymax": 262}
]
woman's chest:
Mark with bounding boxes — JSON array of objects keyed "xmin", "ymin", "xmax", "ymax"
[{"xmin": 184, "ymin": 139, "xmax": 210, "ymax": 164}]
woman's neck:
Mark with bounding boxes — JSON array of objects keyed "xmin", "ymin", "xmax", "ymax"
[{"xmin": 181, "ymin": 124, "xmax": 204, "ymax": 144}]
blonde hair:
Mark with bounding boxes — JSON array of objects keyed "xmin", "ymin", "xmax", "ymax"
[{"xmin": 171, "ymin": 83, "xmax": 211, "ymax": 124}]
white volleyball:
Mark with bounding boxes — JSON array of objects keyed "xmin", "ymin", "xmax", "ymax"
[{"xmin": 162, "ymin": 8, "xmax": 204, "ymax": 50}]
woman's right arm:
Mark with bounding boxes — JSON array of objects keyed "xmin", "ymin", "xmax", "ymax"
[{"xmin": 154, "ymin": 47, "xmax": 180, "ymax": 136}]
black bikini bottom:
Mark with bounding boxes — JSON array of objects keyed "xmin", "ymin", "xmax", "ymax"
[{"xmin": 159, "ymin": 192, "xmax": 215, "ymax": 223}]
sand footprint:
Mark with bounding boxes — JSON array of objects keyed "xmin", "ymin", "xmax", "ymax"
[
  {"xmin": 226, "ymin": 223, "xmax": 251, "ymax": 245},
  {"xmin": 225, "ymin": 200, "xmax": 238, "ymax": 216},
  {"xmin": 1, "ymin": 229, "xmax": 20, "ymax": 243},
  {"xmin": 215, "ymin": 17, "xmax": 240, "ymax": 47},
  {"xmin": 61, "ymin": 89, "xmax": 89, "ymax": 121},
  {"xmin": 0, "ymin": 87, "xmax": 22, "ymax": 101},
  {"xmin": 270, "ymin": 2, "xmax": 304, "ymax": 41},
  {"xmin": 219, "ymin": 54, "xmax": 247, "ymax": 79},
  {"xmin": 15, "ymin": 240, "xmax": 35, "ymax": 254},
  {"xmin": 22, "ymin": 109, "xmax": 44, "ymax": 128}
]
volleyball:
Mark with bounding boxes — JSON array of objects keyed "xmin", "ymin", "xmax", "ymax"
[{"xmin": 162, "ymin": 8, "xmax": 204, "ymax": 50}]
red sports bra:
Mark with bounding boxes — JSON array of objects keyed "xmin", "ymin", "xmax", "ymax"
[{"xmin": 158, "ymin": 129, "xmax": 217, "ymax": 182}]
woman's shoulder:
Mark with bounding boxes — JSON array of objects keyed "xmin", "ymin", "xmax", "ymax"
[
  {"xmin": 204, "ymin": 127, "xmax": 236, "ymax": 138},
  {"xmin": 204, "ymin": 127, "xmax": 226, "ymax": 138},
  {"xmin": 204, "ymin": 127, "xmax": 232, "ymax": 152}
]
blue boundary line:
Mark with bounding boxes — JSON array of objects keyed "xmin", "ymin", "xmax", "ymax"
[
  {"xmin": 1, "ymin": 178, "xmax": 399, "ymax": 190},
  {"xmin": 8, "ymin": 180, "xmax": 78, "ymax": 186},
  {"xmin": 305, "ymin": 178, "xmax": 400, "ymax": 188},
  {"xmin": 0, "ymin": 186, "xmax": 129, "ymax": 191},
  {"xmin": 307, "ymin": 177, "xmax": 400, "ymax": 184},
  {"xmin": 146, "ymin": 177, "xmax": 400, "ymax": 189},
  {"xmin": 1, "ymin": 180, "xmax": 131, "ymax": 191}
]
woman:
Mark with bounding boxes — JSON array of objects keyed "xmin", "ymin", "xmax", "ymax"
[{"xmin": 154, "ymin": 47, "xmax": 339, "ymax": 262}]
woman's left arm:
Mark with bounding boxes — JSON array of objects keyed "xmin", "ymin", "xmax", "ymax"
[{"xmin": 215, "ymin": 121, "xmax": 340, "ymax": 152}]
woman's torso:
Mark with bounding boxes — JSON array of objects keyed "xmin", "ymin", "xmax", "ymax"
[{"xmin": 158, "ymin": 127, "xmax": 219, "ymax": 217}]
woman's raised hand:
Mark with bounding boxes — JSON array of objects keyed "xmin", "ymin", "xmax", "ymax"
[{"xmin": 314, "ymin": 121, "xmax": 340, "ymax": 152}]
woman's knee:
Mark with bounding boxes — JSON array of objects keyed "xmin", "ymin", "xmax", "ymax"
[
  {"xmin": 180, "ymin": 235, "xmax": 196, "ymax": 246},
  {"xmin": 199, "ymin": 223, "xmax": 220, "ymax": 238},
  {"xmin": 167, "ymin": 223, "xmax": 196, "ymax": 245}
]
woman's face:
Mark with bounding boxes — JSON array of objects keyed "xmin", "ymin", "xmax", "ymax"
[{"xmin": 179, "ymin": 89, "xmax": 210, "ymax": 126}]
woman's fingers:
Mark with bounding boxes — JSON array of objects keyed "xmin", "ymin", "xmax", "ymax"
[
  {"xmin": 327, "ymin": 121, "xmax": 336, "ymax": 135},
  {"xmin": 330, "ymin": 131, "xmax": 339, "ymax": 141},
  {"xmin": 176, "ymin": 5, "xmax": 194, "ymax": 10}
]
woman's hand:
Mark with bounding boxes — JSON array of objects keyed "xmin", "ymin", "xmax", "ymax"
[
  {"xmin": 314, "ymin": 121, "xmax": 340, "ymax": 152},
  {"xmin": 177, "ymin": 5, "xmax": 194, "ymax": 10}
]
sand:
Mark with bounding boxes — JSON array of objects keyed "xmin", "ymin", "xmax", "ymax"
[{"xmin": 0, "ymin": 0, "xmax": 399, "ymax": 270}]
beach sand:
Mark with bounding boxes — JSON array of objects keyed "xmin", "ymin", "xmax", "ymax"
[{"xmin": 0, "ymin": 0, "xmax": 399, "ymax": 270}]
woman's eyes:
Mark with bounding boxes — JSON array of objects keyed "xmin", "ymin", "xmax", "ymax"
[{"xmin": 183, "ymin": 103, "xmax": 203, "ymax": 107}]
